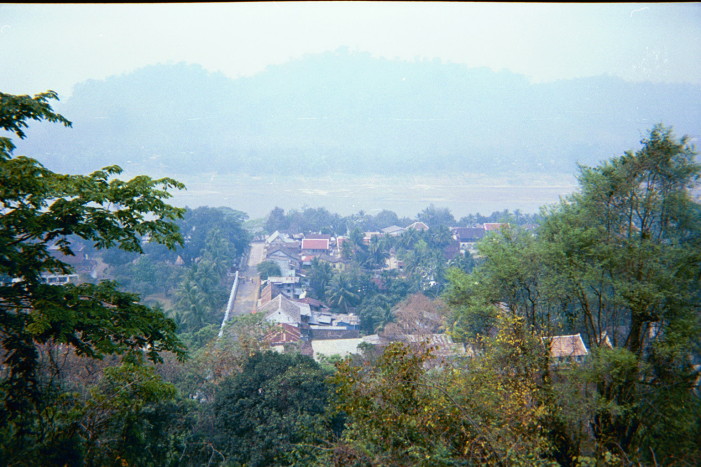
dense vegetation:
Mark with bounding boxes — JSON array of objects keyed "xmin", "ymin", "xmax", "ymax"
[{"xmin": 1, "ymin": 91, "xmax": 699, "ymax": 465}]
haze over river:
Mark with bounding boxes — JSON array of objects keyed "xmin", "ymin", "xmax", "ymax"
[{"xmin": 163, "ymin": 171, "xmax": 579, "ymax": 220}]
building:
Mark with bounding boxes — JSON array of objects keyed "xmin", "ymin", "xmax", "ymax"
[
  {"xmin": 301, "ymin": 238, "xmax": 330, "ymax": 254},
  {"xmin": 406, "ymin": 221, "xmax": 429, "ymax": 232},
  {"xmin": 265, "ymin": 275, "xmax": 302, "ymax": 299},
  {"xmin": 259, "ymin": 294, "xmax": 311, "ymax": 327},
  {"xmin": 452, "ymin": 227, "xmax": 486, "ymax": 253},
  {"xmin": 543, "ymin": 333, "xmax": 589, "ymax": 364},
  {"xmin": 381, "ymin": 225, "xmax": 406, "ymax": 237},
  {"xmin": 265, "ymin": 247, "xmax": 300, "ymax": 275},
  {"xmin": 315, "ymin": 254, "xmax": 349, "ymax": 271}
]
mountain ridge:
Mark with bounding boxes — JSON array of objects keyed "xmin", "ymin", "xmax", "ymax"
[{"xmin": 14, "ymin": 49, "xmax": 701, "ymax": 177}]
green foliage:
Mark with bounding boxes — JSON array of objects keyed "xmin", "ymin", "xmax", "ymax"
[
  {"xmin": 307, "ymin": 257, "xmax": 333, "ymax": 301},
  {"xmin": 264, "ymin": 206, "xmax": 288, "ymax": 233},
  {"xmin": 257, "ymin": 259, "xmax": 282, "ymax": 280},
  {"xmin": 213, "ymin": 351, "xmax": 336, "ymax": 466},
  {"xmin": 330, "ymin": 343, "xmax": 445, "ymax": 465},
  {"xmin": 459, "ymin": 209, "xmax": 541, "ymax": 227},
  {"xmin": 443, "ymin": 267, "xmax": 498, "ymax": 340},
  {"xmin": 175, "ymin": 313, "xmax": 273, "ymax": 407},
  {"xmin": 0, "ymin": 91, "xmax": 71, "ymax": 155},
  {"xmin": 357, "ymin": 294, "xmax": 396, "ymax": 333},
  {"xmin": 0, "ymin": 91, "xmax": 187, "ymax": 463},
  {"xmin": 270, "ymin": 206, "xmax": 346, "ymax": 236},
  {"xmin": 417, "ymin": 204, "xmax": 456, "ymax": 229},
  {"xmin": 445, "ymin": 125, "xmax": 701, "ymax": 464},
  {"xmin": 169, "ymin": 220, "xmax": 248, "ymax": 334},
  {"xmin": 355, "ymin": 271, "xmax": 415, "ymax": 333},
  {"xmin": 330, "ymin": 315, "xmax": 557, "ymax": 466},
  {"xmin": 177, "ymin": 206, "xmax": 249, "ymax": 265},
  {"xmin": 80, "ymin": 362, "xmax": 180, "ymax": 466},
  {"xmin": 537, "ymin": 125, "xmax": 701, "ymax": 462},
  {"xmin": 325, "ymin": 265, "xmax": 368, "ymax": 313}
]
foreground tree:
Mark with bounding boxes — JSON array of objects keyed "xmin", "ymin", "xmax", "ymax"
[
  {"xmin": 538, "ymin": 125, "xmax": 701, "ymax": 462},
  {"xmin": 331, "ymin": 314, "xmax": 552, "ymax": 466},
  {"xmin": 0, "ymin": 91, "xmax": 187, "ymax": 463},
  {"xmin": 213, "ymin": 351, "xmax": 336, "ymax": 466},
  {"xmin": 446, "ymin": 124, "xmax": 701, "ymax": 464}
]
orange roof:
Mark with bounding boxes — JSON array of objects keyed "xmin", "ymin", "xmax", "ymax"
[{"xmin": 544, "ymin": 334, "xmax": 589, "ymax": 358}]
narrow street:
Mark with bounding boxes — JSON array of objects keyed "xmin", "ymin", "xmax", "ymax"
[{"xmin": 231, "ymin": 241, "xmax": 265, "ymax": 315}]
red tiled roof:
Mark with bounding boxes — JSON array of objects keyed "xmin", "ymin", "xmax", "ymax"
[
  {"xmin": 267, "ymin": 323, "xmax": 302, "ymax": 345},
  {"xmin": 301, "ymin": 239, "xmax": 329, "ymax": 250}
]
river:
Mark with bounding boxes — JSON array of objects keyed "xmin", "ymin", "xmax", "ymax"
[{"xmin": 163, "ymin": 171, "xmax": 579, "ymax": 220}]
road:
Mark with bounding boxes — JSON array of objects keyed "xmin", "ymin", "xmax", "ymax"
[{"xmin": 231, "ymin": 241, "xmax": 265, "ymax": 315}]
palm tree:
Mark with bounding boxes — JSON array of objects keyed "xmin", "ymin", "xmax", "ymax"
[
  {"xmin": 326, "ymin": 271, "xmax": 360, "ymax": 313},
  {"xmin": 365, "ymin": 236, "xmax": 389, "ymax": 269},
  {"xmin": 308, "ymin": 258, "xmax": 333, "ymax": 301}
]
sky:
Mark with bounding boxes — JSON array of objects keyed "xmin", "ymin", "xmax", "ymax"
[{"xmin": 1, "ymin": 2, "xmax": 700, "ymax": 99}]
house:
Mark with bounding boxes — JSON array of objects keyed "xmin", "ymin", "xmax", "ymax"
[
  {"xmin": 258, "ymin": 282, "xmax": 281, "ymax": 306},
  {"xmin": 543, "ymin": 333, "xmax": 589, "ymax": 363},
  {"xmin": 301, "ymin": 238, "xmax": 330, "ymax": 254},
  {"xmin": 266, "ymin": 275, "xmax": 302, "ymax": 299},
  {"xmin": 266, "ymin": 230, "xmax": 302, "ymax": 246},
  {"xmin": 333, "ymin": 313, "xmax": 360, "ymax": 330},
  {"xmin": 316, "ymin": 254, "xmax": 349, "ymax": 271},
  {"xmin": 381, "ymin": 225, "xmax": 406, "ymax": 237},
  {"xmin": 308, "ymin": 311, "xmax": 359, "ymax": 330},
  {"xmin": 306, "ymin": 309, "xmax": 361, "ymax": 339},
  {"xmin": 48, "ymin": 242, "xmax": 97, "ymax": 279},
  {"xmin": 294, "ymin": 297, "xmax": 331, "ymax": 313},
  {"xmin": 309, "ymin": 327, "xmax": 361, "ymax": 340},
  {"xmin": 406, "ymin": 221, "xmax": 429, "ymax": 231},
  {"xmin": 452, "ymin": 227, "xmax": 486, "ymax": 253},
  {"xmin": 385, "ymin": 256, "xmax": 405, "ymax": 273},
  {"xmin": 265, "ymin": 247, "xmax": 300, "ymax": 275},
  {"xmin": 258, "ymin": 293, "xmax": 311, "ymax": 327},
  {"xmin": 266, "ymin": 323, "xmax": 315, "ymax": 356},
  {"xmin": 265, "ymin": 231, "xmax": 294, "ymax": 248},
  {"xmin": 41, "ymin": 274, "xmax": 81, "ymax": 285},
  {"xmin": 304, "ymin": 233, "xmax": 333, "ymax": 242}
]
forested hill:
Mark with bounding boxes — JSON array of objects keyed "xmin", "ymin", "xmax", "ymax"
[{"xmin": 17, "ymin": 48, "xmax": 701, "ymax": 176}]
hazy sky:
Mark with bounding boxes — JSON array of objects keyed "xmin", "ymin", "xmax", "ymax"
[{"xmin": 1, "ymin": 2, "xmax": 700, "ymax": 99}]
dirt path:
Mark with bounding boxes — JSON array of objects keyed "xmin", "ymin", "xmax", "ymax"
[{"xmin": 232, "ymin": 241, "xmax": 265, "ymax": 315}]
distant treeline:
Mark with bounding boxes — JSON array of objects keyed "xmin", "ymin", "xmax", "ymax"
[{"xmin": 263, "ymin": 204, "xmax": 541, "ymax": 235}]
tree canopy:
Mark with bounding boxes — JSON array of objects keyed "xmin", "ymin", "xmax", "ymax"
[
  {"xmin": 443, "ymin": 124, "xmax": 701, "ymax": 464},
  {"xmin": 0, "ymin": 91, "xmax": 187, "ymax": 463}
]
